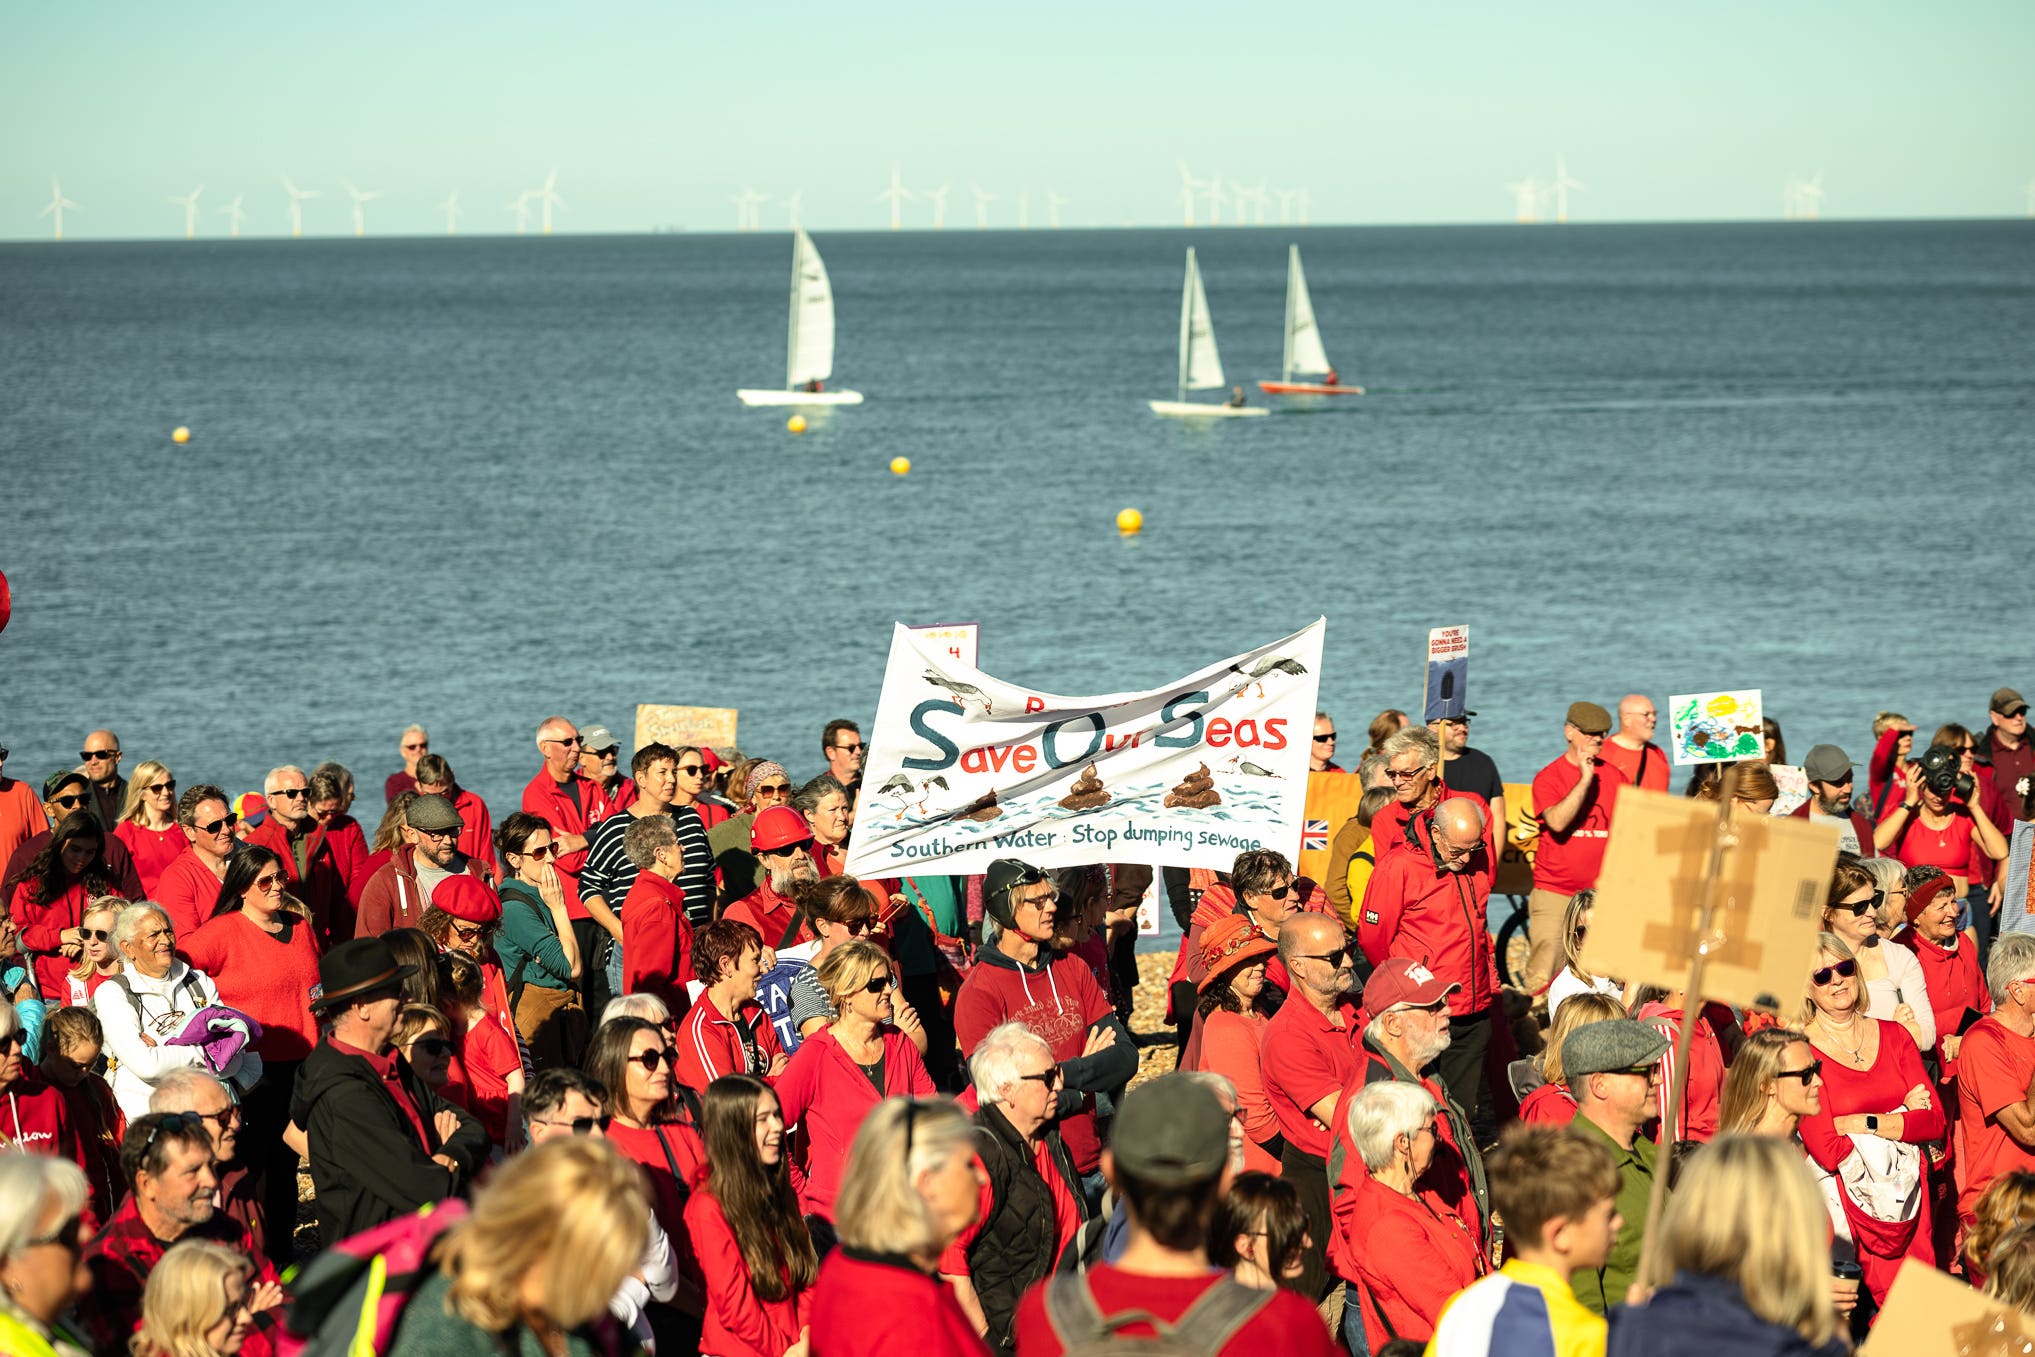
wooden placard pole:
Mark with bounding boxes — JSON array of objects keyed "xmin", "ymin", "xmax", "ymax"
[{"xmin": 1630, "ymin": 762, "xmax": 1741, "ymax": 1295}]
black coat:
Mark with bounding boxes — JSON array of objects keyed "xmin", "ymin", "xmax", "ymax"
[
  {"xmin": 290, "ymin": 1037, "xmax": 489, "ymax": 1248},
  {"xmin": 967, "ymin": 1103, "xmax": 1090, "ymax": 1357}
]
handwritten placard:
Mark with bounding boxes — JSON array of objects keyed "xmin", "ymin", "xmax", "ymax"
[{"xmin": 635, "ymin": 705, "xmax": 739, "ymax": 756}]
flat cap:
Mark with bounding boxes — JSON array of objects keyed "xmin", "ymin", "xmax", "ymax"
[
  {"xmin": 1561, "ymin": 1017, "xmax": 1670, "ymax": 1081},
  {"xmin": 1566, "ymin": 702, "xmax": 1613, "ymax": 736},
  {"xmin": 405, "ymin": 793, "xmax": 465, "ymax": 833}
]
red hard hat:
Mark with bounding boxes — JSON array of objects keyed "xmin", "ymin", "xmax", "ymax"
[{"xmin": 750, "ymin": 805, "xmax": 813, "ymax": 854}]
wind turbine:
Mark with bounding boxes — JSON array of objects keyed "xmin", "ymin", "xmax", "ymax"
[
  {"xmin": 876, "ymin": 164, "xmax": 911, "ymax": 230},
  {"xmin": 1796, "ymin": 171, "xmax": 1823, "ymax": 221},
  {"xmin": 440, "ymin": 191, "xmax": 461, "ymax": 236},
  {"xmin": 730, "ymin": 187, "xmax": 767, "ymax": 231},
  {"xmin": 39, "ymin": 180, "xmax": 79, "ymax": 241},
  {"xmin": 1045, "ymin": 190, "xmax": 1067, "ymax": 229},
  {"xmin": 167, "ymin": 185, "xmax": 204, "ymax": 239},
  {"xmin": 783, "ymin": 190, "xmax": 802, "ymax": 230},
  {"xmin": 1274, "ymin": 188, "xmax": 1298, "ymax": 226},
  {"xmin": 1551, "ymin": 156, "xmax": 1584, "ymax": 224},
  {"xmin": 971, "ymin": 184, "xmax": 996, "ymax": 229},
  {"xmin": 342, "ymin": 181, "xmax": 379, "ymax": 237},
  {"xmin": 218, "ymin": 193, "xmax": 245, "ymax": 238},
  {"xmin": 1506, "ymin": 177, "xmax": 1542, "ymax": 224},
  {"xmin": 534, "ymin": 168, "xmax": 564, "ymax": 235},
  {"xmin": 507, "ymin": 191, "xmax": 534, "ymax": 235},
  {"xmin": 1237, "ymin": 181, "xmax": 1269, "ymax": 226},
  {"xmin": 1176, "ymin": 161, "xmax": 1203, "ymax": 227},
  {"xmin": 1205, "ymin": 174, "xmax": 1225, "ymax": 227},
  {"xmin": 921, "ymin": 183, "xmax": 949, "ymax": 230},
  {"xmin": 282, "ymin": 177, "xmax": 318, "ymax": 237}
]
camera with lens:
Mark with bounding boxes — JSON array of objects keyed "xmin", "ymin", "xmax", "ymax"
[{"xmin": 1918, "ymin": 745, "xmax": 1974, "ymax": 801}]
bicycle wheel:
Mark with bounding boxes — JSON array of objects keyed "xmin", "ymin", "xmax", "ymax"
[{"xmin": 1495, "ymin": 899, "xmax": 1532, "ymax": 989}]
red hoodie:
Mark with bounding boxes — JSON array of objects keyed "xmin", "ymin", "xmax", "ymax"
[
  {"xmin": 0, "ymin": 1074, "xmax": 84, "ymax": 1173},
  {"xmin": 953, "ymin": 948, "xmax": 1118, "ymax": 1173}
]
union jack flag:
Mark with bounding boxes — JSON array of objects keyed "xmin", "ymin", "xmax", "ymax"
[{"xmin": 1301, "ymin": 819, "xmax": 1330, "ymax": 853}]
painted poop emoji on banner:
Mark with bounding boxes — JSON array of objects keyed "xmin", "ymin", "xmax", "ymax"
[
  {"xmin": 1057, "ymin": 763, "xmax": 1112, "ymax": 812},
  {"xmin": 956, "ymin": 788, "xmax": 1003, "ymax": 821},
  {"xmin": 1163, "ymin": 762, "xmax": 1222, "ymax": 810}
]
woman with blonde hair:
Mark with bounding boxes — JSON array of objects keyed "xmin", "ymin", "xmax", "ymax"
[
  {"xmin": 114, "ymin": 762, "xmax": 183, "ymax": 898},
  {"xmin": 1545, "ymin": 890, "xmax": 1624, "ymax": 1020},
  {"xmin": 1985, "ymin": 1223, "xmax": 2035, "ymax": 1310},
  {"xmin": 1691, "ymin": 760, "xmax": 1783, "ymax": 815},
  {"xmin": 1823, "ymin": 859, "xmax": 1933, "ymax": 1053},
  {"xmin": 132, "ymin": 1239, "xmax": 258, "ymax": 1357},
  {"xmin": 0, "ymin": 1153, "xmax": 92, "ymax": 1357},
  {"xmin": 1718, "ymin": 1027, "xmax": 1825, "ymax": 1137},
  {"xmin": 385, "ymin": 1136, "xmax": 651, "ymax": 1356},
  {"xmin": 1518, "ymin": 990, "xmax": 1627, "ymax": 1125},
  {"xmin": 1608, "ymin": 1135, "xmax": 1847, "ymax": 1356},
  {"xmin": 65, "ymin": 898, "xmax": 123, "ymax": 1004},
  {"xmin": 810, "ymin": 1097, "xmax": 989, "ymax": 1357},
  {"xmin": 1962, "ymin": 1170, "xmax": 2035, "ymax": 1289}
]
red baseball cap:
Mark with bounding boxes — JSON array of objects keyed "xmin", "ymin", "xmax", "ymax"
[
  {"xmin": 1362, "ymin": 957, "xmax": 1460, "ymax": 1014},
  {"xmin": 750, "ymin": 805, "xmax": 813, "ymax": 854},
  {"xmin": 699, "ymin": 748, "xmax": 723, "ymax": 773},
  {"xmin": 432, "ymin": 874, "xmax": 501, "ymax": 924}
]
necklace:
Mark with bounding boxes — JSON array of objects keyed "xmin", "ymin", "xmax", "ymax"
[{"xmin": 1816, "ymin": 1013, "xmax": 1868, "ymax": 1065}]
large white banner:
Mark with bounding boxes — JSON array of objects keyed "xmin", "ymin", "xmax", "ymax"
[{"xmin": 843, "ymin": 620, "xmax": 1326, "ymax": 877}]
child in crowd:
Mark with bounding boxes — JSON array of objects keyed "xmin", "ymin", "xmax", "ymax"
[{"xmin": 1426, "ymin": 1125, "xmax": 1621, "ymax": 1357}]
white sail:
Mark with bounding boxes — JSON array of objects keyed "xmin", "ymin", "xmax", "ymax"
[
  {"xmin": 1283, "ymin": 245, "xmax": 1331, "ymax": 379},
  {"xmin": 1179, "ymin": 248, "xmax": 1225, "ymax": 394},
  {"xmin": 785, "ymin": 228, "xmax": 835, "ymax": 389}
]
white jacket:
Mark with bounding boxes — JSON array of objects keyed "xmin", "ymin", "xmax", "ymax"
[{"xmin": 93, "ymin": 962, "xmax": 263, "ymax": 1120}]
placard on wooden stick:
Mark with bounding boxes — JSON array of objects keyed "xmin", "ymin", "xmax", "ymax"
[
  {"xmin": 1861, "ymin": 1256, "xmax": 2035, "ymax": 1355},
  {"xmin": 634, "ymin": 704, "xmax": 738, "ymax": 756},
  {"xmin": 1580, "ymin": 788, "xmax": 1843, "ymax": 1010}
]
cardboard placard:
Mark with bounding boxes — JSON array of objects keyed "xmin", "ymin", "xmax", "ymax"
[
  {"xmin": 1580, "ymin": 787, "xmax": 1842, "ymax": 1011},
  {"xmin": 1861, "ymin": 1256, "xmax": 2035, "ymax": 1355},
  {"xmin": 1423, "ymin": 625, "xmax": 1469, "ymax": 724},
  {"xmin": 1667, "ymin": 689, "xmax": 1764, "ymax": 766},
  {"xmin": 909, "ymin": 622, "xmax": 981, "ymax": 671},
  {"xmin": 635, "ymin": 705, "xmax": 739, "ymax": 756},
  {"xmin": 1769, "ymin": 763, "xmax": 1809, "ymax": 816}
]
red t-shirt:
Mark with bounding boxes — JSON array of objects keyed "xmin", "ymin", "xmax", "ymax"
[
  {"xmin": 1597, "ymin": 739, "xmax": 1669, "ymax": 792},
  {"xmin": 1011, "ymin": 1264, "xmax": 1340, "ymax": 1357},
  {"xmin": 1530, "ymin": 755, "xmax": 1628, "ymax": 895},
  {"xmin": 456, "ymin": 1014, "xmax": 522, "ymax": 1146},
  {"xmin": 113, "ymin": 821, "xmax": 186, "ymax": 898},
  {"xmin": 1259, "ymin": 995, "xmax": 1363, "ymax": 1158},
  {"xmin": 1883, "ymin": 809, "xmax": 1976, "ymax": 875},
  {"xmin": 179, "ymin": 911, "xmax": 323, "ymax": 1061},
  {"xmin": 1956, "ymin": 1017, "xmax": 2035, "ymax": 1222}
]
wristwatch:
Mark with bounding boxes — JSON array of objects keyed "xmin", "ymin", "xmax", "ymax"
[{"xmin": 1864, "ymin": 1115, "xmax": 1880, "ymax": 1133}]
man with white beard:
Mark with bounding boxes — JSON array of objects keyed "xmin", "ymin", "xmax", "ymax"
[{"xmin": 720, "ymin": 806, "xmax": 822, "ymax": 948}]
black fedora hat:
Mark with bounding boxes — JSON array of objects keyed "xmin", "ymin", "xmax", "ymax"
[{"xmin": 311, "ymin": 937, "xmax": 417, "ymax": 1013}]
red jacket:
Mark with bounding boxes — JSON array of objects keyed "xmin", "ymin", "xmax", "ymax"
[
  {"xmin": 1788, "ymin": 799, "xmax": 1879, "ymax": 857},
  {"xmin": 1868, "ymin": 726, "xmax": 1911, "ymax": 819},
  {"xmin": 606, "ymin": 1117, "xmax": 707, "ymax": 1240},
  {"xmin": 153, "ymin": 848, "xmax": 226, "ymax": 938},
  {"xmin": 448, "ymin": 787, "xmax": 497, "ymax": 879},
  {"xmin": 1517, "ymin": 1082, "xmax": 1579, "ymax": 1124},
  {"xmin": 1344, "ymin": 1171, "xmax": 1486, "ymax": 1348},
  {"xmin": 676, "ymin": 991, "xmax": 783, "ymax": 1092},
  {"xmin": 324, "ymin": 815, "xmax": 372, "ymax": 900},
  {"xmin": 1901, "ymin": 927, "xmax": 1990, "ymax": 1076},
  {"xmin": 353, "ymin": 845, "xmax": 489, "ymax": 939},
  {"xmin": 685, "ymin": 1186, "xmax": 813, "ymax": 1357},
  {"xmin": 521, "ymin": 768, "xmax": 608, "ymax": 918},
  {"xmin": 723, "ymin": 882, "xmax": 815, "ymax": 950},
  {"xmin": 810, "ymin": 1247, "xmax": 991, "ymax": 1357},
  {"xmin": 1369, "ymin": 787, "xmax": 1495, "ymax": 867},
  {"xmin": 12, "ymin": 878, "xmax": 109, "ymax": 1003},
  {"xmin": 774, "ymin": 1027, "xmax": 934, "ymax": 1219},
  {"xmin": 1328, "ymin": 1050, "xmax": 1483, "ymax": 1282},
  {"xmin": 1639, "ymin": 1003, "xmax": 1729, "ymax": 1143},
  {"xmin": 621, "ymin": 872, "xmax": 694, "ymax": 1015},
  {"xmin": 1357, "ymin": 845, "xmax": 1497, "ymax": 1018},
  {"xmin": 244, "ymin": 817, "xmax": 351, "ymax": 946}
]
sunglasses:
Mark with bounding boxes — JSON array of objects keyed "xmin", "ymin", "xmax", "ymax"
[
  {"xmin": 535, "ymin": 1114, "xmax": 611, "ymax": 1135},
  {"xmin": 146, "ymin": 780, "xmax": 176, "ymax": 795},
  {"xmin": 26, "ymin": 1213, "xmax": 84, "ymax": 1255},
  {"xmin": 50, "ymin": 793, "xmax": 90, "ymax": 809},
  {"xmin": 1615, "ymin": 1064, "xmax": 1664, "ymax": 1083},
  {"xmin": 676, "ymin": 764, "xmax": 706, "ymax": 776},
  {"xmin": 832, "ymin": 742, "xmax": 866, "ymax": 755},
  {"xmin": 1313, "ymin": 732, "xmax": 1337, "ymax": 743},
  {"xmin": 755, "ymin": 783, "xmax": 792, "ymax": 797},
  {"xmin": 1255, "ymin": 883, "xmax": 1293, "ymax": 901},
  {"xmin": 1017, "ymin": 1065, "xmax": 1064, "ymax": 1088},
  {"xmin": 1775, "ymin": 1061, "xmax": 1824, "ymax": 1084},
  {"xmin": 81, "ymin": 749, "xmax": 120, "ymax": 762},
  {"xmin": 863, "ymin": 973, "xmax": 895, "ymax": 995},
  {"xmin": 143, "ymin": 1110, "xmax": 208, "ymax": 1153},
  {"xmin": 0, "ymin": 1032, "xmax": 25, "ymax": 1054},
  {"xmin": 415, "ymin": 825, "xmax": 458, "ymax": 841},
  {"xmin": 195, "ymin": 813, "xmax": 239, "ymax": 835},
  {"xmin": 81, "ymin": 928, "xmax": 112, "ymax": 943},
  {"xmin": 590, "ymin": 747, "xmax": 620, "ymax": 760},
  {"xmin": 1811, "ymin": 958, "xmax": 1859, "ymax": 986},
  {"xmin": 629, "ymin": 1047, "xmax": 675, "ymax": 1072},
  {"xmin": 272, "ymin": 787, "xmax": 308, "ymax": 800},
  {"xmin": 450, "ymin": 920, "xmax": 489, "ymax": 942},
  {"xmin": 542, "ymin": 735, "xmax": 584, "ymax": 748},
  {"xmin": 518, "ymin": 843, "xmax": 555, "ymax": 860},
  {"xmin": 193, "ymin": 1105, "xmax": 242, "ymax": 1127},
  {"xmin": 1832, "ymin": 896, "xmax": 1879, "ymax": 918},
  {"xmin": 1385, "ymin": 767, "xmax": 1428, "ymax": 782},
  {"xmin": 252, "ymin": 872, "xmax": 285, "ymax": 891},
  {"xmin": 402, "ymin": 741, "xmax": 429, "ymax": 752},
  {"xmin": 765, "ymin": 840, "xmax": 815, "ymax": 858},
  {"xmin": 1297, "ymin": 945, "xmax": 1354, "ymax": 965},
  {"xmin": 410, "ymin": 1036, "xmax": 452, "ymax": 1057}
]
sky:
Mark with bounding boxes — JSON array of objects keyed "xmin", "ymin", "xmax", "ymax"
[{"xmin": 5, "ymin": 0, "xmax": 2032, "ymax": 240}]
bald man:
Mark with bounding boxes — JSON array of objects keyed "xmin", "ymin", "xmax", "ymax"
[
  {"xmin": 80, "ymin": 729, "xmax": 125, "ymax": 830},
  {"xmin": 1599, "ymin": 695, "xmax": 1668, "ymax": 792},
  {"xmin": 1355, "ymin": 796, "xmax": 1498, "ymax": 1127},
  {"xmin": 1260, "ymin": 912, "xmax": 1361, "ymax": 1300},
  {"xmin": 521, "ymin": 716, "xmax": 613, "ymax": 1011}
]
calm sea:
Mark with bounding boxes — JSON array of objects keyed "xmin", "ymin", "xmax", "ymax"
[{"xmin": 3, "ymin": 220, "xmax": 2031, "ymax": 937}]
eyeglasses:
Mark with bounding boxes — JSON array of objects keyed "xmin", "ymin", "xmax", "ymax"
[
  {"xmin": 1614, "ymin": 1064, "xmax": 1664, "ymax": 1084},
  {"xmin": 518, "ymin": 843, "xmax": 555, "ymax": 860},
  {"xmin": 863, "ymin": 973, "xmax": 894, "ymax": 995},
  {"xmin": 81, "ymin": 749, "xmax": 120, "ymax": 762},
  {"xmin": 832, "ymin": 742, "xmax": 866, "ymax": 755},
  {"xmin": 410, "ymin": 1036, "xmax": 452, "ymax": 1057},
  {"xmin": 755, "ymin": 783, "xmax": 792, "ymax": 797},
  {"xmin": 1313, "ymin": 732, "xmax": 1337, "ymax": 743},
  {"xmin": 628, "ymin": 1047, "xmax": 675, "ymax": 1072},
  {"xmin": 1018, "ymin": 1065, "xmax": 1064, "ymax": 1088},
  {"xmin": 676, "ymin": 765, "xmax": 706, "ymax": 776},
  {"xmin": 143, "ymin": 781, "xmax": 176, "ymax": 796},
  {"xmin": 81, "ymin": 928, "xmax": 112, "ymax": 943},
  {"xmin": 450, "ymin": 920, "xmax": 488, "ymax": 942},
  {"xmin": 195, "ymin": 813, "xmax": 238, "ymax": 835},
  {"xmin": 1015, "ymin": 889, "xmax": 1061, "ymax": 912},
  {"xmin": 1385, "ymin": 766, "xmax": 1429, "ymax": 783},
  {"xmin": 1811, "ymin": 959, "xmax": 1859, "ymax": 986},
  {"xmin": 402, "ymin": 741, "xmax": 429, "ymax": 752},
  {"xmin": 1775, "ymin": 1061, "xmax": 1824, "ymax": 1084},
  {"xmin": 192, "ymin": 1105, "xmax": 242, "ymax": 1128},
  {"xmin": 50, "ymin": 793, "xmax": 90, "ymax": 810},
  {"xmin": 534, "ymin": 1114, "xmax": 611, "ymax": 1135},
  {"xmin": 272, "ymin": 787, "xmax": 308, "ymax": 800},
  {"xmin": 26, "ymin": 1213, "xmax": 84, "ymax": 1255},
  {"xmin": 252, "ymin": 872, "xmax": 285, "ymax": 891}
]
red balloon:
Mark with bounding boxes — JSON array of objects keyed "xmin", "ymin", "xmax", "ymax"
[{"xmin": 0, "ymin": 569, "xmax": 10, "ymax": 635}]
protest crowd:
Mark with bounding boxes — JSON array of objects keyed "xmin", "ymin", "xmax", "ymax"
[{"xmin": 0, "ymin": 682, "xmax": 2030, "ymax": 1357}]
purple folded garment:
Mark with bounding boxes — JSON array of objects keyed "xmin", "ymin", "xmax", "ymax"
[{"xmin": 167, "ymin": 1004, "xmax": 264, "ymax": 1071}]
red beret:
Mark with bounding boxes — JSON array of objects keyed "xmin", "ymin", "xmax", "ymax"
[{"xmin": 433, "ymin": 874, "xmax": 501, "ymax": 923}]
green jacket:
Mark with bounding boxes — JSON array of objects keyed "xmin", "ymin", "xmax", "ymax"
[
  {"xmin": 496, "ymin": 878, "xmax": 576, "ymax": 993},
  {"xmin": 385, "ymin": 1270, "xmax": 617, "ymax": 1357},
  {"xmin": 1569, "ymin": 1114, "xmax": 1664, "ymax": 1315}
]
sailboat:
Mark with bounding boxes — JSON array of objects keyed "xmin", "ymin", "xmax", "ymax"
[
  {"xmin": 736, "ymin": 228, "xmax": 864, "ymax": 406},
  {"xmin": 1256, "ymin": 244, "xmax": 1363, "ymax": 396},
  {"xmin": 1149, "ymin": 248, "xmax": 1266, "ymax": 419}
]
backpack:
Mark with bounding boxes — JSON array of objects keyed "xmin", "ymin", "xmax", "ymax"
[
  {"xmin": 1042, "ymin": 1273, "xmax": 1272, "ymax": 1357},
  {"xmin": 276, "ymin": 1200, "xmax": 465, "ymax": 1356}
]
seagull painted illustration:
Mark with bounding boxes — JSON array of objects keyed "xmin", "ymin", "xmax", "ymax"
[
  {"xmin": 923, "ymin": 671, "xmax": 994, "ymax": 714},
  {"xmin": 914, "ymin": 774, "xmax": 951, "ymax": 815},
  {"xmin": 1224, "ymin": 758, "xmax": 1283, "ymax": 779},
  {"xmin": 1225, "ymin": 655, "xmax": 1309, "ymax": 698},
  {"xmin": 877, "ymin": 773, "xmax": 917, "ymax": 819}
]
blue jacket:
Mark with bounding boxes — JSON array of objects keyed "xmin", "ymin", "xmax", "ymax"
[{"xmin": 1607, "ymin": 1274, "xmax": 1849, "ymax": 1357}]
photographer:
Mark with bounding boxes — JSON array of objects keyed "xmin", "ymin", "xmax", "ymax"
[{"xmin": 1878, "ymin": 742, "xmax": 2008, "ymax": 948}]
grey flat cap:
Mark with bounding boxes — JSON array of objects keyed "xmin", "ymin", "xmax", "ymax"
[
  {"xmin": 1562, "ymin": 1018, "xmax": 1671, "ymax": 1081},
  {"xmin": 405, "ymin": 793, "xmax": 464, "ymax": 833}
]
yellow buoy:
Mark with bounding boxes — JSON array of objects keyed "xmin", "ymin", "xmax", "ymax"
[
  {"xmin": 890, "ymin": 456, "xmax": 911, "ymax": 476},
  {"xmin": 171, "ymin": 426, "xmax": 191, "ymax": 444},
  {"xmin": 1116, "ymin": 507, "xmax": 1143, "ymax": 536},
  {"xmin": 787, "ymin": 415, "xmax": 807, "ymax": 434}
]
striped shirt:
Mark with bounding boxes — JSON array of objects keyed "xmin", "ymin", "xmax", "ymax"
[
  {"xmin": 581, "ymin": 807, "xmax": 716, "ymax": 928},
  {"xmin": 1426, "ymin": 1258, "xmax": 1606, "ymax": 1357}
]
